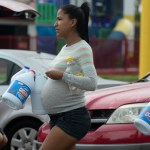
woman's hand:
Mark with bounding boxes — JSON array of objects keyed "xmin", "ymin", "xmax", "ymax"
[{"xmin": 45, "ymin": 70, "xmax": 63, "ymax": 80}]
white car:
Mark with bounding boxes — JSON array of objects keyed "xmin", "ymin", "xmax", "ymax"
[
  {"xmin": 0, "ymin": 50, "xmax": 55, "ymax": 150},
  {"xmin": 96, "ymin": 76, "xmax": 127, "ymax": 88},
  {"xmin": 0, "ymin": 49, "xmax": 128, "ymax": 150}
]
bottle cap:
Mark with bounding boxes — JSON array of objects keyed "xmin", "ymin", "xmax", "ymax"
[
  {"xmin": 24, "ymin": 66, "xmax": 30, "ymax": 70},
  {"xmin": 66, "ymin": 56, "xmax": 73, "ymax": 62}
]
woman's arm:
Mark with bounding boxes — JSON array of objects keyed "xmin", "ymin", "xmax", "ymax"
[{"xmin": 62, "ymin": 47, "xmax": 97, "ymax": 91}]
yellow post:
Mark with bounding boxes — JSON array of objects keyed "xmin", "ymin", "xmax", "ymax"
[{"xmin": 139, "ymin": 0, "xmax": 150, "ymax": 78}]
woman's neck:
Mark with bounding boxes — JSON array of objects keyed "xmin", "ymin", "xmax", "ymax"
[{"xmin": 65, "ymin": 32, "xmax": 82, "ymax": 47}]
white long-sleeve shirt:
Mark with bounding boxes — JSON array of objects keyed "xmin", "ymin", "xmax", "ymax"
[{"xmin": 41, "ymin": 40, "xmax": 97, "ymax": 114}]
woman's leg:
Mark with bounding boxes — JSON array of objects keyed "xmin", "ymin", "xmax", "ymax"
[
  {"xmin": 39, "ymin": 126, "xmax": 77, "ymax": 150},
  {"xmin": 70, "ymin": 145, "xmax": 76, "ymax": 150}
]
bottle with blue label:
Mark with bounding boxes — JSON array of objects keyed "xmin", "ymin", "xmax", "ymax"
[
  {"xmin": 134, "ymin": 102, "xmax": 150, "ymax": 135},
  {"xmin": 65, "ymin": 56, "xmax": 84, "ymax": 92},
  {"xmin": 2, "ymin": 70, "xmax": 35, "ymax": 110},
  {"xmin": 11, "ymin": 66, "xmax": 30, "ymax": 83}
]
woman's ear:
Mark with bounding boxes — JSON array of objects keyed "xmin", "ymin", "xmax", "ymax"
[{"xmin": 70, "ymin": 18, "xmax": 77, "ymax": 27}]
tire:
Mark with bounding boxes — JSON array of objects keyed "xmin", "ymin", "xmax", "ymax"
[{"xmin": 3, "ymin": 118, "xmax": 42, "ymax": 150}]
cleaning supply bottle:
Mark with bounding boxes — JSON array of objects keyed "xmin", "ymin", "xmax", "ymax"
[
  {"xmin": 31, "ymin": 72, "xmax": 47, "ymax": 115},
  {"xmin": 65, "ymin": 56, "xmax": 84, "ymax": 92},
  {"xmin": 134, "ymin": 102, "xmax": 150, "ymax": 135},
  {"xmin": 11, "ymin": 66, "xmax": 30, "ymax": 83},
  {"xmin": 2, "ymin": 70, "xmax": 35, "ymax": 110}
]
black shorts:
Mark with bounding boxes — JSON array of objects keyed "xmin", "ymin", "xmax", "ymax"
[{"xmin": 49, "ymin": 107, "xmax": 91, "ymax": 140}]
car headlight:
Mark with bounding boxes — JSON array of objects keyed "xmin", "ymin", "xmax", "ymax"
[{"xmin": 107, "ymin": 103, "xmax": 148, "ymax": 124}]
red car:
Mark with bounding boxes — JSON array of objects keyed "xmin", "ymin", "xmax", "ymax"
[{"xmin": 36, "ymin": 79, "xmax": 150, "ymax": 150}]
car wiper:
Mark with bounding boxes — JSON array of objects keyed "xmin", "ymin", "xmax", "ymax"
[
  {"xmin": 135, "ymin": 72, "xmax": 150, "ymax": 83},
  {"xmin": 136, "ymin": 78, "xmax": 148, "ymax": 82}
]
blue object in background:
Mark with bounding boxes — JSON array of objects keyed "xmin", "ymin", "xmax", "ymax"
[
  {"xmin": 37, "ymin": 26, "xmax": 56, "ymax": 37},
  {"xmin": 36, "ymin": 0, "xmax": 70, "ymax": 8},
  {"xmin": 108, "ymin": 31, "xmax": 125, "ymax": 39},
  {"xmin": 37, "ymin": 37, "xmax": 57, "ymax": 54},
  {"xmin": 89, "ymin": 26, "xmax": 99, "ymax": 37},
  {"xmin": 36, "ymin": 26, "xmax": 56, "ymax": 54}
]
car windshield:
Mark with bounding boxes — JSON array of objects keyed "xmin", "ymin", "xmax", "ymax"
[
  {"xmin": 136, "ymin": 72, "xmax": 150, "ymax": 82},
  {"xmin": 145, "ymin": 73, "xmax": 150, "ymax": 81},
  {"xmin": 27, "ymin": 53, "xmax": 55, "ymax": 73},
  {"xmin": 31, "ymin": 58, "xmax": 50, "ymax": 69}
]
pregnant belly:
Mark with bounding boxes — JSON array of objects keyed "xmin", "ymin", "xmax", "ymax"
[{"xmin": 41, "ymin": 79, "xmax": 70, "ymax": 105}]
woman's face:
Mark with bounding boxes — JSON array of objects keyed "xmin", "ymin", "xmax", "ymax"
[{"xmin": 54, "ymin": 9, "xmax": 75, "ymax": 39}]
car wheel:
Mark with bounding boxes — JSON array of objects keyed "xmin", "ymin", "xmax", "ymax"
[{"xmin": 3, "ymin": 119, "xmax": 42, "ymax": 150}]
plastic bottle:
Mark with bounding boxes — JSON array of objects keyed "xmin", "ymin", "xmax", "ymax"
[
  {"xmin": 31, "ymin": 72, "xmax": 47, "ymax": 115},
  {"xmin": 65, "ymin": 56, "xmax": 84, "ymax": 91},
  {"xmin": 2, "ymin": 70, "xmax": 35, "ymax": 110},
  {"xmin": 11, "ymin": 66, "xmax": 30, "ymax": 83},
  {"xmin": 134, "ymin": 102, "xmax": 150, "ymax": 135}
]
